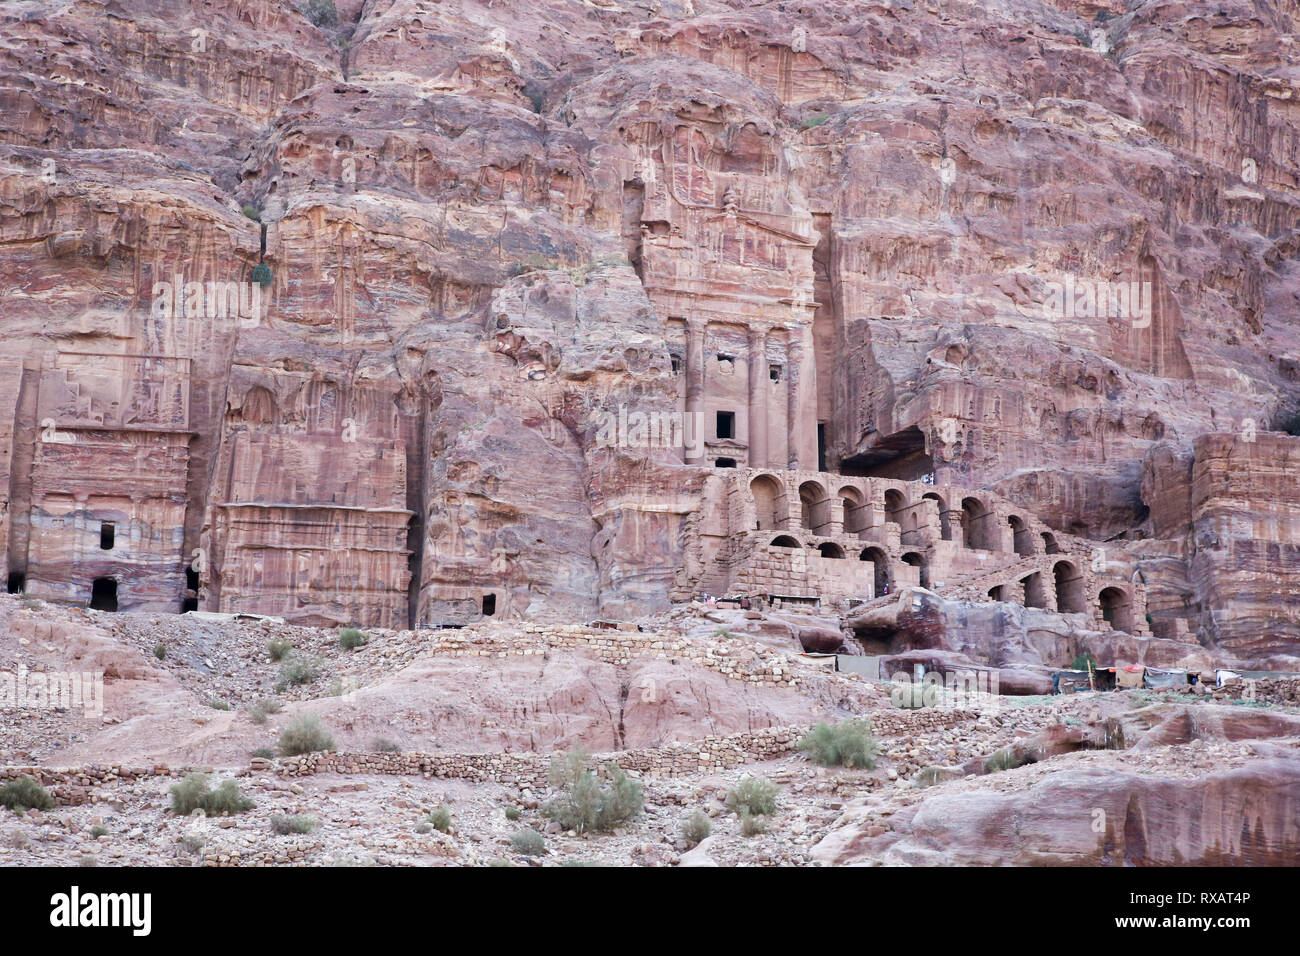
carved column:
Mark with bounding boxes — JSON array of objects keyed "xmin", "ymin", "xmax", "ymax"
[
  {"xmin": 684, "ymin": 317, "xmax": 705, "ymax": 464},
  {"xmin": 785, "ymin": 315, "xmax": 818, "ymax": 470},
  {"xmin": 746, "ymin": 325, "xmax": 768, "ymax": 469}
]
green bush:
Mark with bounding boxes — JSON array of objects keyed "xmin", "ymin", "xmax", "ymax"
[
  {"xmin": 251, "ymin": 747, "xmax": 276, "ymax": 759},
  {"xmin": 304, "ymin": 0, "xmax": 338, "ymax": 27},
  {"xmin": 247, "ymin": 698, "xmax": 283, "ymax": 725},
  {"xmin": 240, "ymin": 204, "xmax": 261, "ymax": 221},
  {"xmin": 169, "ymin": 773, "xmax": 254, "ymax": 816},
  {"xmin": 800, "ymin": 113, "xmax": 829, "ymax": 129},
  {"xmin": 510, "ymin": 829, "xmax": 546, "ymax": 856},
  {"xmin": 504, "ymin": 805, "xmax": 521, "ymax": 821},
  {"xmin": 369, "ymin": 737, "xmax": 401, "ymax": 753},
  {"xmin": 0, "ymin": 776, "xmax": 54, "ymax": 812},
  {"xmin": 206, "ymin": 697, "xmax": 231, "ymax": 711},
  {"xmin": 267, "ymin": 640, "xmax": 292, "ymax": 661},
  {"xmin": 725, "ymin": 776, "xmax": 778, "ymax": 817},
  {"xmin": 982, "ymin": 746, "xmax": 1038, "ymax": 774},
  {"xmin": 739, "ymin": 810, "xmax": 768, "ymax": 837},
  {"xmin": 269, "ymin": 814, "xmax": 316, "ymax": 835},
  {"xmin": 89, "ymin": 825, "xmax": 108, "ymax": 838},
  {"xmin": 278, "ymin": 652, "xmax": 320, "ymax": 686},
  {"xmin": 278, "ymin": 714, "xmax": 335, "ymax": 756},
  {"xmin": 338, "ymin": 627, "xmax": 366, "ymax": 650},
  {"xmin": 153, "ymin": 643, "xmax": 167, "ymax": 660},
  {"xmin": 428, "ymin": 806, "xmax": 452, "ymax": 832},
  {"xmin": 541, "ymin": 749, "xmax": 643, "ymax": 834},
  {"xmin": 797, "ymin": 718, "xmax": 880, "ymax": 769},
  {"xmin": 250, "ymin": 263, "xmax": 272, "ymax": 288},
  {"xmin": 680, "ymin": 809, "xmax": 711, "ymax": 846}
]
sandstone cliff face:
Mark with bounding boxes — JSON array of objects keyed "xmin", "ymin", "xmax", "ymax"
[{"xmin": 1, "ymin": 0, "xmax": 1297, "ymax": 656}]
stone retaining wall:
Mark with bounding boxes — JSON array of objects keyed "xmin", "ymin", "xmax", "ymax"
[{"xmin": 1, "ymin": 708, "xmax": 980, "ymax": 802}]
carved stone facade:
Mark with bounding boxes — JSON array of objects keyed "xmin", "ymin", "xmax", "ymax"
[
  {"xmin": 200, "ymin": 379, "xmax": 413, "ymax": 629},
  {"xmin": 8, "ymin": 352, "xmax": 193, "ymax": 612},
  {"xmin": 675, "ymin": 467, "xmax": 1152, "ymax": 636}
]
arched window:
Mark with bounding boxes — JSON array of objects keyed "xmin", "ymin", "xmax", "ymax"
[
  {"xmin": 1099, "ymin": 587, "xmax": 1133, "ymax": 631},
  {"xmin": 750, "ymin": 474, "xmax": 785, "ymax": 531},
  {"xmin": 859, "ymin": 547, "xmax": 890, "ymax": 596},
  {"xmin": 817, "ymin": 542, "xmax": 845, "ymax": 559},
  {"xmin": 1054, "ymin": 561, "xmax": 1086, "ymax": 613}
]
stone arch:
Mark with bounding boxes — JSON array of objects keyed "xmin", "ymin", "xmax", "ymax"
[
  {"xmin": 884, "ymin": 488, "xmax": 907, "ymax": 524},
  {"xmin": 838, "ymin": 485, "xmax": 869, "ymax": 537},
  {"xmin": 860, "ymin": 546, "xmax": 890, "ymax": 596},
  {"xmin": 1041, "ymin": 531, "xmax": 1060, "ymax": 554},
  {"xmin": 988, "ymin": 584, "xmax": 1004, "ymax": 601},
  {"xmin": 770, "ymin": 535, "xmax": 800, "ymax": 549},
  {"xmin": 961, "ymin": 496, "xmax": 992, "ymax": 550},
  {"xmin": 923, "ymin": 491, "xmax": 951, "ymax": 540},
  {"xmin": 1022, "ymin": 572, "xmax": 1048, "ymax": 609},
  {"xmin": 750, "ymin": 474, "xmax": 786, "ymax": 531},
  {"xmin": 1099, "ymin": 586, "xmax": 1134, "ymax": 632},
  {"xmin": 239, "ymin": 385, "xmax": 276, "ymax": 424},
  {"xmin": 1054, "ymin": 560, "xmax": 1086, "ymax": 613},
  {"xmin": 799, "ymin": 480, "xmax": 830, "ymax": 533},
  {"xmin": 817, "ymin": 542, "xmax": 846, "ymax": 559},
  {"xmin": 901, "ymin": 551, "xmax": 929, "ymax": 588},
  {"xmin": 1009, "ymin": 514, "xmax": 1034, "ymax": 556}
]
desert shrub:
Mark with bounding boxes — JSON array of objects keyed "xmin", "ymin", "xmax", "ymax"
[
  {"xmin": 248, "ymin": 697, "xmax": 282, "ymax": 728},
  {"xmin": 267, "ymin": 640, "xmax": 292, "ymax": 661},
  {"xmin": 251, "ymin": 747, "xmax": 276, "ymax": 759},
  {"xmin": 369, "ymin": 736, "xmax": 401, "ymax": 753},
  {"xmin": 206, "ymin": 697, "xmax": 231, "ymax": 711},
  {"xmin": 414, "ymin": 822, "xmax": 432, "ymax": 834},
  {"xmin": 739, "ymin": 810, "xmax": 768, "ymax": 837},
  {"xmin": 78, "ymin": 853, "xmax": 98, "ymax": 867},
  {"xmin": 89, "ymin": 825, "xmax": 107, "ymax": 838},
  {"xmin": 278, "ymin": 714, "xmax": 335, "ymax": 756},
  {"xmin": 487, "ymin": 858, "xmax": 513, "ymax": 867},
  {"xmin": 542, "ymin": 748, "xmax": 643, "ymax": 834},
  {"xmin": 338, "ymin": 627, "xmax": 366, "ymax": 650},
  {"xmin": 169, "ymin": 773, "xmax": 254, "ymax": 816},
  {"xmin": 0, "ymin": 776, "xmax": 54, "ymax": 812},
  {"xmin": 725, "ymin": 776, "xmax": 778, "ymax": 817},
  {"xmin": 240, "ymin": 204, "xmax": 261, "ymax": 221},
  {"xmin": 798, "ymin": 718, "xmax": 879, "ymax": 769},
  {"xmin": 270, "ymin": 814, "xmax": 316, "ymax": 835},
  {"xmin": 181, "ymin": 833, "xmax": 205, "ymax": 854},
  {"xmin": 304, "ymin": 0, "xmax": 338, "ymax": 27},
  {"xmin": 504, "ymin": 805, "xmax": 521, "ymax": 821},
  {"xmin": 250, "ymin": 263, "xmax": 272, "ymax": 288},
  {"xmin": 278, "ymin": 652, "xmax": 320, "ymax": 686},
  {"xmin": 428, "ymin": 806, "xmax": 452, "ymax": 832},
  {"xmin": 509, "ymin": 829, "xmax": 545, "ymax": 856},
  {"xmin": 153, "ymin": 643, "xmax": 167, "ymax": 660},
  {"xmin": 680, "ymin": 809, "xmax": 711, "ymax": 846},
  {"xmin": 911, "ymin": 766, "xmax": 947, "ymax": 789},
  {"xmin": 5, "ymin": 829, "xmax": 30, "ymax": 849},
  {"xmin": 800, "ymin": 113, "xmax": 829, "ymax": 129},
  {"xmin": 982, "ymin": 746, "xmax": 1039, "ymax": 774}
]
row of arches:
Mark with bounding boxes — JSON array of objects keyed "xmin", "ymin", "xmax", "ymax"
[
  {"xmin": 752, "ymin": 475, "xmax": 1060, "ymax": 557},
  {"xmin": 985, "ymin": 560, "xmax": 1090, "ymax": 614},
  {"xmin": 768, "ymin": 536, "xmax": 927, "ymax": 592}
]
